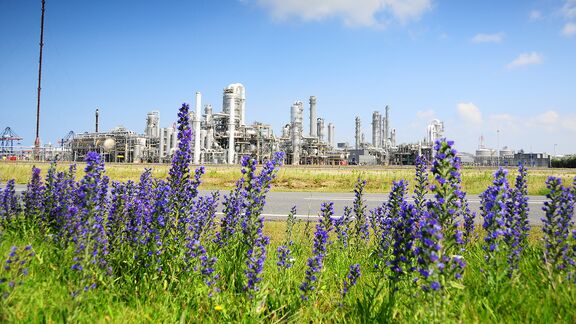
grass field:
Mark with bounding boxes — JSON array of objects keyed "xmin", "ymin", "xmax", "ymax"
[
  {"xmin": 2, "ymin": 222, "xmax": 575, "ymax": 322},
  {"xmin": 1, "ymin": 161, "xmax": 575, "ymax": 195}
]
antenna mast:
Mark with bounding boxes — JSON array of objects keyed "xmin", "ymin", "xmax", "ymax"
[{"xmin": 34, "ymin": 0, "xmax": 46, "ymax": 159}]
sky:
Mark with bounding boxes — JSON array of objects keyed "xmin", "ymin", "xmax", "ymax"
[{"xmin": 1, "ymin": 0, "xmax": 575, "ymax": 155}]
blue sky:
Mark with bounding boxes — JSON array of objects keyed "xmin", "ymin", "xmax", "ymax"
[{"xmin": 1, "ymin": 0, "xmax": 575, "ymax": 155}]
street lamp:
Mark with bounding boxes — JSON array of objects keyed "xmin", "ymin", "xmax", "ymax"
[{"xmin": 554, "ymin": 143, "xmax": 557, "ymax": 157}]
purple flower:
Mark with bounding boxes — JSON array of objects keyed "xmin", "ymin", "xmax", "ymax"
[
  {"xmin": 300, "ymin": 202, "xmax": 333, "ymax": 300},
  {"xmin": 24, "ymin": 167, "xmax": 44, "ymax": 222},
  {"xmin": 480, "ymin": 168, "xmax": 511, "ymax": 268},
  {"xmin": 353, "ymin": 178, "xmax": 369, "ymax": 242},
  {"xmin": 341, "ymin": 263, "xmax": 361, "ymax": 298},
  {"xmin": 413, "ymin": 155, "xmax": 429, "ymax": 214},
  {"xmin": 542, "ymin": 177, "xmax": 574, "ymax": 273},
  {"xmin": 334, "ymin": 207, "xmax": 353, "ymax": 248}
]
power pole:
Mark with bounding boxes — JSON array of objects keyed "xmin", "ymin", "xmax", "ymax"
[{"xmin": 35, "ymin": 0, "xmax": 46, "ymax": 160}]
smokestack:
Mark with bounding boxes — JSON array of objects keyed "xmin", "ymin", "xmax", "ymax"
[
  {"xmin": 384, "ymin": 105, "xmax": 390, "ymax": 148},
  {"xmin": 372, "ymin": 111, "xmax": 380, "ymax": 148},
  {"xmin": 95, "ymin": 108, "xmax": 99, "ymax": 133},
  {"xmin": 317, "ymin": 118, "xmax": 325, "ymax": 142},
  {"xmin": 291, "ymin": 101, "xmax": 303, "ymax": 165},
  {"xmin": 228, "ymin": 96, "xmax": 236, "ymax": 164},
  {"xmin": 309, "ymin": 96, "xmax": 317, "ymax": 138},
  {"xmin": 355, "ymin": 116, "xmax": 361, "ymax": 149},
  {"xmin": 327, "ymin": 122, "xmax": 334, "ymax": 148},
  {"xmin": 194, "ymin": 92, "xmax": 201, "ymax": 164},
  {"xmin": 240, "ymin": 85, "xmax": 246, "ymax": 126}
]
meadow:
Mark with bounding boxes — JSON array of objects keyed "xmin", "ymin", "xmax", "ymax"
[
  {"xmin": 1, "ymin": 161, "xmax": 574, "ymax": 196},
  {"xmin": 1, "ymin": 104, "xmax": 575, "ymax": 322}
]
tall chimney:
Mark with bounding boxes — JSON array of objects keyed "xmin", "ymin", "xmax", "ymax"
[
  {"xmin": 309, "ymin": 96, "xmax": 317, "ymax": 138},
  {"xmin": 327, "ymin": 122, "xmax": 335, "ymax": 148},
  {"xmin": 194, "ymin": 92, "xmax": 201, "ymax": 164},
  {"xmin": 384, "ymin": 105, "xmax": 390, "ymax": 148},
  {"xmin": 95, "ymin": 108, "xmax": 99, "ymax": 133},
  {"xmin": 228, "ymin": 96, "xmax": 236, "ymax": 164},
  {"xmin": 355, "ymin": 116, "xmax": 361, "ymax": 149},
  {"xmin": 372, "ymin": 111, "xmax": 381, "ymax": 148}
]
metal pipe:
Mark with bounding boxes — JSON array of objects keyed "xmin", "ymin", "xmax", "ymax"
[
  {"xmin": 327, "ymin": 122, "xmax": 334, "ymax": 148},
  {"xmin": 309, "ymin": 96, "xmax": 317, "ymax": 138},
  {"xmin": 355, "ymin": 116, "xmax": 361, "ymax": 149},
  {"xmin": 372, "ymin": 111, "xmax": 381, "ymax": 148},
  {"xmin": 194, "ymin": 92, "xmax": 201, "ymax": 164},
  {"xmin": 228, "ymin": 96, "xmax": 236, "ymax": 164},
  {"xmin": 384, "ymin": 105, "xmax": 390, "ymax": 148}
]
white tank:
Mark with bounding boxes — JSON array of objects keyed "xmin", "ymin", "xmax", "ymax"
[
  {"xmin": 476, "ymin": 148, "xmax": 492, "ymax": 157},
  {"xmin": 102, "ymin": 138, "xmax": 115, "ymax": 152}
]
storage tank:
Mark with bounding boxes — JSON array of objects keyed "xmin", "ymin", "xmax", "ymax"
[{"xmin": 146, "ymin": 111, "xmax": 160, "ymax": 138}]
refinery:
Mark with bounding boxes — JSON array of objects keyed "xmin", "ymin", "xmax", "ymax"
[{"xmin": 1, "ymin": 83, "xmax": 552, "ymax": 167}]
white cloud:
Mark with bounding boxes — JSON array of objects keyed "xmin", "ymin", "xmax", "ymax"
[
  {"xmin": 561, "ymin": 115, "xmax": 576, "ymax": 131},
  {"xmin": 562, "ymin": 0, "xmax": 576, "ymax": 19},
  {"xmin": 506, "ymin": 52, "xmax": 543, "ymax": 69},
  {"xmin": 536, "ymin": 111, "xmax": 559, "ymax": 124},
  {"xmin": 252, "ymin": 0, "xmax": 432, "ymax": 27},
  {"xmin": 471, "ymin": 32, "xmax": 504, "ymax": 43},
  {"xmin": 416, "ymin": 109, "xmax": 435, "ymax": 120},
  {"xmin": 457, "ymin": 103, "xmax": 482, "ymax": 125},
  {"xmin": 529, "ymin": 10, "xmax": 542, "ymax": 20},
  {"xmin": 562, "ymin": 22, "xmax": 576, "ymax": 36},
  {"xmin": 526, "ymin": 110, "xmax": 560, "ymax": 131}
]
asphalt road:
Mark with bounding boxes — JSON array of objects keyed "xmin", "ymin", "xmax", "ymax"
[{"xmin": 8, "ymin": 184, "xmax": 548, "ymax": 225}]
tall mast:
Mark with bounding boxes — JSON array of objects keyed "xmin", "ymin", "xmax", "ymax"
[{"xmin": 34, "ymin": 0, "xmax": 46, "ymax": 159}]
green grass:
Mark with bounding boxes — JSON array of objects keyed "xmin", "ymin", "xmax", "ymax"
[
  {"xmin": 1, "ymin": 222, "xmax": 575, "ymax": 322},
  {"xmin": 2, "ymin": 161, "xmax": 575, "ymax": 195}
]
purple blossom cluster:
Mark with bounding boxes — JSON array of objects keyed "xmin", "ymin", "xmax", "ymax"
[
  {"xmin": 300, "ymin": 202, "xmax": 334, "ymax": 300},
  {"xmin": 240, "ymin": 152, "xmax": 284, "ymax": 294},
  {"xmin": 334, "ymin": 206, "xmax": 353, "ymax": 248},
  {"xmin": 388, "ymin": 180, "xmax": 417, "ymax": 279},
  {"xmin": 353, "ymin": 178, "xmax": 370, "ymax": 242},
  {"xmin": 1, "ymin": 245, "xmax": 35, "ymax": 299},
  {"xmin": 23, "ymin": 167, "xmax": 44, "ymax": 224},
  {"xmin": 414, "ymin": 212, "xmax": 444, "ymax": 291},
  {"xmin": 542, "ymin": 176, "xmax": 574, "ymax": 273},
  {"xmin": 277, "ymin": 206, "xmax": 297, "ymax": 269},
  {"xmin": 341, "ymin": 263, "xmax": 361, "ymax": 298},
  {"xmin": 481, "ymin": 168, "xmax": 512, "ymax": 259},
  {"xmin": 1, "ymin": 180, "xmax": 21, "ymax": 231}
]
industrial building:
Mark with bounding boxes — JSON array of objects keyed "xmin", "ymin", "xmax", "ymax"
[
  {"xmin": 1, "ymin": 82, "xmax": 553, "ymax": 167},
  {"xmin": 63, "ymin": 83, "xmax": 346, "ymax": 165}
]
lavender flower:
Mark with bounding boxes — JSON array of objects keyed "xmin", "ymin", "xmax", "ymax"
[
  {"xmin": 240, "ymin": 152, "xmax": 285, "ymax": 294},
  {"xmin": 506, "ymin": 163, "xmax": 530, "ymax": 273},
  {"xmin": 424, "ymin": 139, "xmax": 467, "ymax": 284},
  {"xmin": 480, "ymin": 168, "xmax": 511, "ymax": 262},
  {"xmin": 70, "ymin": 152, "xmax": 111, "ymax": 295},
  {"xmin": 300, "ymin": 202, "xmax": 333, "ymax": 300},
  {"xmin": 24, "ymin": 167, "xmax": 44, "ymax": 224},
  {"xmin": 341, "ymin": 263, "xmax": 361, "ymax": 299},
  {"xmin": 353, "ymin": 178, "xmax": 369, "ymax": 242},
  {"xmin": 388, "ymin": 180, "xmax": 417, "ymax": 279},
  {"xmin": 334, "ymin": 207, "xmax": 353, "ymax": 248},
  {"xmin": 277, "ymin": 206, "xmax": 297, "ymax": 269},
  {"xmin": 413, "ymin": 155, "xmax": 429, "ymax": 214},
  {"xmin": 414, "ymin": 212, "xmax": 444, "ymax": 291},
  {"xmin": 542, "ymin": 177, "xmax": 574, "ymax": 272},
  {"xmin": 1, "ymin": 245, "xmax": 35, "ymax": 299},
  {"xmin": 1, "ymin": 180, "xmax": 20, "ymax": 229}
]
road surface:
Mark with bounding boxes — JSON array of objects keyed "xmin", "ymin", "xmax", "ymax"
[{"xmin": 9, "ymin": 184, "xmax": 548, "ymax": 225}]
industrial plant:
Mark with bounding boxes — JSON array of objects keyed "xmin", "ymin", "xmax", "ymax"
[{"xmin": 0, "ymin": 82, "xmax": 553, "ymax": 167}]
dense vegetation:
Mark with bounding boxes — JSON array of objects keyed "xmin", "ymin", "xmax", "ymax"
[
  {"xmin": 553, "ymin": 155, "xmax": 576, "ymax": 168},
  {"xmin": 1, "ymin": 104, "xmax": 575, "ymax": 322}
]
